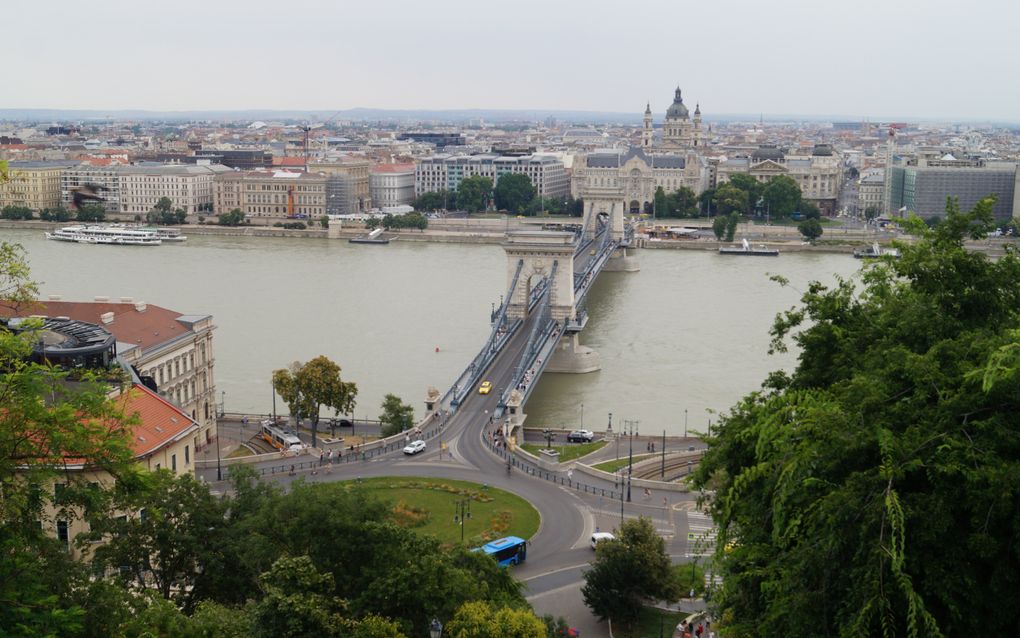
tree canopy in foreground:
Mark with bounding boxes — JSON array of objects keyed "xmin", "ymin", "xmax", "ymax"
[{"xmin": 693, "ymin": 196, "xmax": 1020, "ymax": 637}]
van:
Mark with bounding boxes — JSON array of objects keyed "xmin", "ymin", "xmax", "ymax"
[{"xmin": 590, "ymin": 532, "xmax": 615, "ymax": 549}]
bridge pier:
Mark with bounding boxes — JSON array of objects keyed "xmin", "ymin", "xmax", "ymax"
[
  {"xmin": 603, "ymin": 246, "xmax": 640, "ymax": 272},
  {"xmin": 546, "ymin": 333, "xmax": 601, "ymax": 374}
]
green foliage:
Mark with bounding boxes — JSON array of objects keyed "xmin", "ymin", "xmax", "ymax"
[
  {"xmin": 693, "ymin": 196, "xmax": 1020, "ymax": 637},
  {"xmin": 797, "ymin": 217, "xmax": 823, "ymax": 241},
  {"xmin": 728, "ymin": 174, "xmax": 764, "ymax": 214},
  {"xmin": 445, "ymin": 601, "xmax": 547, "ymax": 638},
  {"xmin": 39, "ymin": 206, "xmax": 74, "ymax": 221},
  {"xmin": 382, "ymin": 212, "xmax": 428, "ymax": 231},
  {"xmin": 75, "ymin": 204, "xmax": 106, "ymax": 222},
  {"xmin": 457, "ymin": 176, "xmax": 493, "ymax": 214},
  {"xmin": 281, "ymin": 222, "xmax": 307, "ymax": 230},
  {"xmin": 364, "ymin": 217, "xmax": 380, "ymax": 230},
  {"xmin": 656, "ymin": 186, "xmax": 698, "ymax": 218},
  {"xmin": 714, "ymin": 183, "xmax": 748, "ymax": 216},
  {"xmin": 379, "ymin": 393, "xmax": 414, "ymax": 437},
  {"xmin": 712, "ymin": 216, "xmax": 727, "ymax": 240},
  {"xmin": 494, "ymin": 173, "xmax": 536, "ymax": 214},
  {"xmin": 724, "ymin": 212, "xmax": 739, "ymax": 242},
  {"xmin": 863, "ymin": 205, "xmax": 879, "ymax": 220},
  {"xmin": 799, "ymin": 200, "xmax": 821, "ymax": 220},
  {"xmin": 0, "ymin": 242, "xmax": 137, "ymax": 636},
  {"xmin": 273, "ymin": 356, "xmax": 358, "ymax": 447},
  {"xmin": 762, "ymin": 174, "xmax": 801, "ymax": 218},
  {"xmin": 414, "ymin": 190, "xmax": 456, "ymax": 212},
  {"xmin": 218, "ymin": 208, "xmax": 246, "ymax": 226},
  {"xmin": 582, "ymin": 517, "xmax": 679, "ymax": 628},
  {"xmin": 698, "ymin": 187, "xmax": 716, "ymax": 215},
  {"xmin": 1, "ymin": 205, "xmax": 34, "ymax": 220},
  {"xmin": 319, "ymin": 215, "xmax": 330, "ymax": 228}
]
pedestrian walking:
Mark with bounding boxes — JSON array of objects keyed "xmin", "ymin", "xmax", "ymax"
[
  {"xmin": 319, "ymin": 450, "xmax": 325, "ymax": 466},
  {"xmin": 328, "ymin": 449, "xmax": 334, "ymax": 464}
]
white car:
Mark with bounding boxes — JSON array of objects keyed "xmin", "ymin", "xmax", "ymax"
[
  {"xmin": 590, "ymin": 532, "xmax": 616, "ymax": 549},
  {"xmin": 403, "ymin": 440, "xmax": 426, "ymax": 455},
  {"xmin": 567, "ymin": 429, "xmax": 595, "ymax": 443}
]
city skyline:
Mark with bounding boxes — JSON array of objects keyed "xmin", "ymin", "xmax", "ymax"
[{"xmin": 6, "ymin": 0, "xmax": 1019, "ymax": 122}]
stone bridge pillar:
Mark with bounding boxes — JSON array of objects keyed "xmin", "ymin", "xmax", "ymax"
[
  {"xmin": 584, "ymin": 197, "xmax": 626, "ymax": 242},
  {"xmin": 503, "ymin": 231, "xmax": 575, "ymax": 322}
]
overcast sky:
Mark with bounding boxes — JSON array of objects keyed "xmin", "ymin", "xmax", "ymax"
[{"xmin": 6, "ymin": 0, "xmax": 1018, "ymax": 121}]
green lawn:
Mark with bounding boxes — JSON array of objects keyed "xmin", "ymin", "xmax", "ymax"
[
  {"xmin": 344, "ymin": 476, "xmax": 540, "ymax": 546},
  {"xmin": 614, "ymin": 606, "xmax": 686, "ymax": 638},
  {"xmin": 520, "ymin": 440, "xmax": 607, "ymax": 463},
  {"xmin": 592, "ymin": 454, "xmax": 655, "ymax": 473}
]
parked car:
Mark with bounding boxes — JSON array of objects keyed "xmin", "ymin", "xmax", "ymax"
[
  {"xmin": 590, "ymin": 532, "xmax": 615, "ymax": 549},
  {"xmin": 567, "ymin": 429, "xmax": 594, "ymax": 443},
  {"xmin": 403, "ymin": 440, "xmax": 426, "ymax": 455}
]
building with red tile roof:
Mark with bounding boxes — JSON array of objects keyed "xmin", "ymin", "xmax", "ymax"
[{"xmin": 3, "ymin": 298, "xmax": 218, "ymax": 449}]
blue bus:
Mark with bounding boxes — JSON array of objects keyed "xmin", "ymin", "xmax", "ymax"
[{"xmin": 476, "ymin": 536, "xmax": 527, "ymax": 566}]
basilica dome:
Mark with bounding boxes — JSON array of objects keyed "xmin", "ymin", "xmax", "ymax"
[{"xmin": 666, "ymin": 86, "xmax": 689, "ymax": 119}]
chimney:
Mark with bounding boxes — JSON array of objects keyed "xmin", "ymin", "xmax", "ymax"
[
  {"xmin": 94, "ymin": 295, "xmax": 110, "ymax": 302},
  {"xmin": 134, "ymin": 301, "xmax": 147, "ymax": 312},
  {"xmin": 47, "ymin": 294, "xmax": 62, "ymax": 301},
  {"xmin": 120, "ymin": 296, "xmax": 133, "ymax": 303},
  {"xmin": 100, "ymin": 312, "xmax": 115, "ymax": 324}
]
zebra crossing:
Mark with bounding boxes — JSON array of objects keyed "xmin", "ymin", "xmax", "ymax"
[{"xmin": 684, "ymin": 509, "xmax": 717, "ymax": 558}]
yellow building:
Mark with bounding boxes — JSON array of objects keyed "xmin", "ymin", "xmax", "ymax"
[
  {"xmin": 309, "ymin": 156, "xmax": 372, "ymax": 213},
  {"xmin": 0, "ymin": 161, "xmax": 77, "ymax": 211}
]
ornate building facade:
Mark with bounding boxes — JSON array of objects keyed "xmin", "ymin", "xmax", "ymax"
[
  {"xmin": 570, "ymin": 147, "xmax": 710, "ymax": 214},
  {"xmin": 715, "ymin": 144, "xmax": 843, "ymax": 215},
  {"xmin": 650, "ymin": 87, "xmax": 704, "ymax": 152}
]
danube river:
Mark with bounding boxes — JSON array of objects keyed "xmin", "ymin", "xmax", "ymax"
[{"xmin": 6, "ymin": 228, "xmax": 861, "ymax": 436}]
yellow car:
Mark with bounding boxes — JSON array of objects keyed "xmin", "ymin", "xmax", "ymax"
[{"xmin": 478, "ymin": 381, "xmax": 492, "ymax": 395}]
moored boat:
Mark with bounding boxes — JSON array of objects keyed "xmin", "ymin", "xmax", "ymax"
[{"xmin": 45, "ymin": 225, "xmax": 162, "ymax": 246}]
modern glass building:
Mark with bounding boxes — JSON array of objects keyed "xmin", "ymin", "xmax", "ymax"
[{"xmin": 888, "ymin": 164, "xmax": 1019, "ymax": 221}]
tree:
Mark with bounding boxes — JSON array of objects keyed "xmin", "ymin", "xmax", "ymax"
[
  {"xmin": 699, "ymin": 187, "xmax": 716, "ymax": 216},
  {"xmin": 379, "ymin": 393, "xmax": 414, "ymax": 437},
  {"xmin": 218, "ymin": 208, "xmax": 246, "ymax": 226},
  {"xmin": 661, "ymin": 186, "xmax": 698, "ymax": 218},
  {"xmin": 582, "ymin": 517, "xmax": 679, "ymax": 629},
  {"xmin": 724, "ymin": 212, "xmax": 739, "ymax": 242},
  {"xmin": 1, "ymin": 205, "xmax": 33, "ymax": 220},
  {"xmin": 457, "ymin": 176, "xmax": 493, "ymax": 214},
  {"xmin": 414, "ymin": 191, "xmax": 456, "ymax": 212},
  {"xmin": 39, "ymin": 206, "xmax": 73, "ymax": 221},
  {"xmin": 693, "ymin": 196, "xmax": 1020, "ymax": 637},
  {"xmin": 762, "ymin": 174, "xmax": 801, "ymax": 218},
  {"xmin": 0, "ymin": 241, "xmax": 138, "ymax": 636},
  {"xmin": 494, "ymin": 173, "xmax": 536, "ymax": 214},
  {"xmin": 799, "ymin": 199, "xmax": 821, "ymax": 220},
  {"xmin": 864, "ymin": 205, "xmax": 880, "ymax": 220},
  {"xmin": 712, "ymin": 216, "xmax": 727, "ymax": 241},
  {"xmin": 713, "ymin": 183, "xmax": 747, "ymax": 216},
  {"xmin": 76, "ymin": 204, "xmax": 106, "ymax": 222},
  {"xmin": 653, "ymin": 187, "xmax": 669, "ymax": 218},
  {"xmin": 86, "ymin": 471, "xmax": 227, "ymax": 612},
  {"xmin": 727, "ymin": 174, "xmax": 764, "ymax": 215},
  {"xmin": 444, "ymin": 601, "xmax": 546, "ymax": 638},
  {"xmin": 364, "ymin": 216, "xmax": 380, "ymax": 230},
  {"xmin": 797, "ymin": 217, "xmax": 823, "ymax": 241},
  {"xmin": 273, "ymin": 356, "xmax": 357, "ymax": 448},
  {"xmin": 319, "ymin": 215, "xmax": 330, "ymax": 229}
]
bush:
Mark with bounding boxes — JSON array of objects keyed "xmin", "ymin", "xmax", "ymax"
[{"xmin": 1, "ymin": 205, "xmax": 34, "ymax": 220}]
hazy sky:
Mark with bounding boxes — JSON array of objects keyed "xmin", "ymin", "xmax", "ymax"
[{"xmin": 6, "ymin": 0, "xmax": 1018, "ymax": 120}]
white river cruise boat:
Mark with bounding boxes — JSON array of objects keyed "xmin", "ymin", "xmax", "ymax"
[{"xmin": 45, "ymin": 225, "xmax": 162, "ymax": 246}]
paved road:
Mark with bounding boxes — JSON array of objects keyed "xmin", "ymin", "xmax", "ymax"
[{"xmin": 198, "ymin": 260, "xmax": 713, "ymax": 631}]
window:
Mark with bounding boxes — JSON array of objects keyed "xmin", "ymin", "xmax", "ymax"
[
  {"xmin": 185, "ymin": 445, "xmax": 190, "ymax": 464},
  {"xmin": 57, "ymin": 520, "xmax": 69, "ymax": 546},
  {"xmin": 171, "ymin": 454, "xmax": 177, "ymax": 473}
]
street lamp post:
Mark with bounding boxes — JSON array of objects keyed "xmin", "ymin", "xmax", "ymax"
[
  {"xmin": 542, "ymin": 429, "xmax": 554, "ymax": 450},
  {"xmin": 684, "ymin": 408, "xmax": 688, "ymax": 439},
  {"xmin": 661, "ymin": 429, "xmax": 666, "ymax": 479},
  {"xmin": 454, "ymin": 498, "xmax": 471, "ymax": 543},
  {"xmin": 626, "ymin": 420, "xmax": 634, "ymax": 503}
]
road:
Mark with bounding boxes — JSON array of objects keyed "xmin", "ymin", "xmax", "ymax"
[{"xmin": 198, "ymin": 240, "xmax": 711, "ymax": 633}]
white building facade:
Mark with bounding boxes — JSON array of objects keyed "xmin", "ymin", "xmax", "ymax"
[
  {"xmin": 117, "ymin": 164, "xmax": 231, "ymax": 217},
  {"xmin": 369, "ymin": 163, "xmax": 416, "ymax": 208},
  {"xmin": 415, "ymin": 154, "xmax": 570, "ymax": 199}
]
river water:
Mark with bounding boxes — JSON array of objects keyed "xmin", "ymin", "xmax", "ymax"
[{"xmin": 5, "ymin": 228, "xmax": 860, "ymax": 436}]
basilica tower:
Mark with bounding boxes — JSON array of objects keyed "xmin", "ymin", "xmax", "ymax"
[
  {"xmin": 642, "ymin": 102, "xmax": 653, "ymax": 148},
  {"xmin": 662, "ymin": 86, "xmax": 696, "ymax": 152}
]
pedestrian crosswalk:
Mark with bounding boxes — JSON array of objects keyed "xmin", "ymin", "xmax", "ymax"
[{"xmin": 685, "ymin": 510, "xmax": 717, "ymax": 558}]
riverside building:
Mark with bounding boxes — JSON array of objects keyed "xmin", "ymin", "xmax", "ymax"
[
  {"xmin": 415, "ymin": 154, "xmax": 570, "ymax": 199},
  {"xmin": 214, "ymin": 169, "xmax": 326, "ymax": 221}
]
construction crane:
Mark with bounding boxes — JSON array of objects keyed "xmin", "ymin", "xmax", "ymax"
[{"xmin": 300, "ymin": 109, "xmax": 346, "ymax": 171}]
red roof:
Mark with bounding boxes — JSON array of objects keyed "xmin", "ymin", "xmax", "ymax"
[
  {"xmin": 371, "ymin": 163, "xmax": 416, "ymax": 174},
  {"xmin": 272, "ymin": 156, "xmax": 306, "ymax": 167},
  {"xmin": 119, "ymin": 384, "xmax": 200, "ymax": 457},
  {"xmin": 2, "ymin": 301, "xmax": 202, "ymax": 354}
]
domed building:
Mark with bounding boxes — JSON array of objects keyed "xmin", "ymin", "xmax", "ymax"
[{"xmin": 656, "ymin": 86, "xmax": 704, "ymax": 152}]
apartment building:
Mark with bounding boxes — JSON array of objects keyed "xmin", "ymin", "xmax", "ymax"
[
  {"xmin": 117, "ymin": 163, "xmax": 232, "ymax": 217},
  {"xmin": 214, "ymin": 169, "xmax": 326, "ymax": 220},
  {"xmin": 415, "ymin": 154, "xmax": 570, "ymax": 199},
  {"xmin": 0, "ymin": 160, "xmax": 78, "ymax": 211},
  {"xmin": 61, "ymin": 164, "xmax": 123, "ymax": 213}
]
